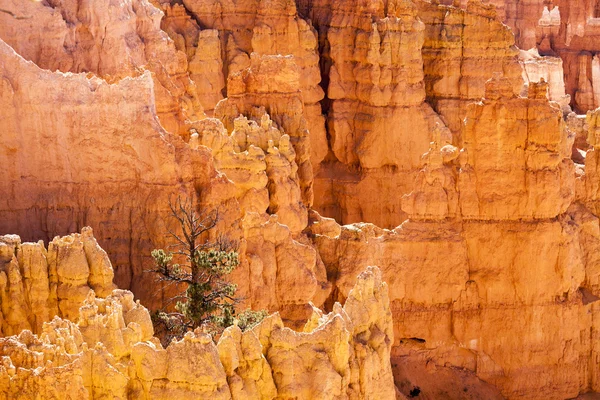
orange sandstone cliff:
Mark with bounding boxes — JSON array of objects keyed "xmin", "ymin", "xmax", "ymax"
[
  {"xmin": 3, "ymin": 0, "xmax": 600, "ymax": 398},
  {"xmin": 0, "ymin": 231, "xmax": 395, "ymax": 399}
]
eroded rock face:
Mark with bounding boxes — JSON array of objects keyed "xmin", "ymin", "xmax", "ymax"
[
  {"xmin": 0, "ymin": 231, "xmax": 396, "ymax": 400},
  {"xmin": 458, "ymin": 75, "xmax": 574, "ymax": 220},
  {"xmin": 297, "ymin": 0, "xmax": 525, "ymax": 228},
  {"xmin": 4, "ymin": 0, "xmax": 600, "ymax": 398},
  {"xmin": 0, "ymin": 227, "xmax": 114, "ymax": 337},
  {"xmin": 456, "ymin": 0, "xmax": 600, "ymax": 115},
  {"xmin": 519, "ymin": 48, "xmax": 571, "ymax": 112},
  {"xmin": 312, "ymin": 209, "xmax": 600, "ymax": 400},
  {"xmin": 190, "ymin": 114, "xmax": 307, "ymax": 233},
  {"xmin": 0, "ymin": 34, "xmax": 329, "ymax": 322},
  {"xmin": 417, "ymin": 0, "xmax": 523, "ymax": 136},
  {"xmin": 308, "ymin": 75, "xmax": 600, "ymax": 400},
  {"xmin": 215, "ymin": 53, "xmax": 316, "ymax": 209},
  {"xmin": 173, "ymin": 0, "xmax": 327, "ymax": 168},
  {"xmin": 300, "ymin": 0, "xmax": 452, "ymax": 228},
  {"xmin": 0, "ymin": 35, "xmax": 230, "ymax": 310},
  {"xmin": 405, "ymin": 74, "xmax": 575, "ymax": 222},
  {"xmin": 0, "ymin": 0, "xmax": 204, "ymax": 134}
]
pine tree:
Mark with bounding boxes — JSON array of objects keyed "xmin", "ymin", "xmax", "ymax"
[{"xmin": 148, "ymin": 196, "xmax": 265, "ymax": 343}]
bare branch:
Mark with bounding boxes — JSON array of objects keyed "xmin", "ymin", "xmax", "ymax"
[
  {"xmin": 0, "ymin": 9, "xmax": 31, "ymax": 19},
  {"xmin": 147, "ymin": 194, "xmax": 244, "ymax": 341}
]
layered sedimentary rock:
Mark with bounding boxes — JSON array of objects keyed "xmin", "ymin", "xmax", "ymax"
[
  {"xmin": 215, "ymin": 53, "xmax": 316, "ymax": 208},
  {"xmin": 534, "ymin": 0, "xmax": 600, "ymax": 113},
  {"xmin": 438, "ymin": 0, "xmax": 554, "ymax": 51},
  {"xmin": 0, "ymin": 35, "xmax": 225, "ymax": 309},
  {"xmin": 190, "ymin": 113, "xmax": 307, "ymax": 232},
  {"xmin": 236, "ymin": 212, "xmax": 330, "ymax": 326},
  {"xmin": 309, "ymin": 76, "xmax": 599, "ymax": 400},
  {"xmin": 458, "ymin": 75, "xmax": 574, "ymax": 219},
  {"xmin": 0, "ymin": 232, "xmax": 396, "ymax": 400},
  {"xmin": 187, "ymin": 106, "xmax": 332, "ymax": 321},
  {"xmin": 0, "ymin": 0, "xmax": 204, "ymax": 134},
  {"xmin": 146, "ymin": 0, "xmax": 529, "ymax": 230},
  {"xmin": 417, "ymin": 0, "xmax": 523, "ymax": 135},
  {"xmin": 460, "ymin": 0, "xmax": 600, "ymax": 114},
  {"xmin": 160, "ymin": 4, "xmax": 225, "ymax": 115},
  {"xmin": 167, "ymin": 0, "xmax": 328, "ymax": 168},
  {"xmin": 298, "ymin": 0, "xmax": 451, "ymax": 228},
  {"xmin": 0, "ymin": 33, "xmax": 332, "ymax": 324},
  {"xmin": 583, "ymin": 107, "xmax": 600, "ymax": 215},
  {"xmin": 519, "ymin": 48, "xmax": 571, "ymax": 111},
  {"xmin": 295, "ymin": 0, "xmax": 525, "ymax": 228},
  {"xmin": 6, "ymin": 0, "xmax": 600, "ymax": 398},
  {"xmin": 0, "ymin": 228, "xmax": 114, "ymax": 337}
]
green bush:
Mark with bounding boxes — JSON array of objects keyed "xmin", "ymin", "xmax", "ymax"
[{"xmin": 147, "ymin": 196, "xmax": 266, "ymax": 344}]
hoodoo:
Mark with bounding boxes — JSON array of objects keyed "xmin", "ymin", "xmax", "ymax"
[{"xmin": 2, "ymin": 0, "xmax": 600, "ymax": 399}]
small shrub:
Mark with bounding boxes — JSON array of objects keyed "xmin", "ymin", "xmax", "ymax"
[{"xmin": 147, "ymin": 196, "xmax": 266, "ymax": 344}]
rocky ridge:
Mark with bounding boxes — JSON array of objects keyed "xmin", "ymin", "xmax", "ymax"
[
  {"xmin": 2, "ymin": 0, "xmax": 600, "ymax": 398},
  {"xmin": 0, "ymin": 230, "xmax": 395, "ymax": 400}
]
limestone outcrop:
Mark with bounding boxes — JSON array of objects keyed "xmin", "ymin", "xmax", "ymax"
[
  {"xmin": 236, "ymin": 213, "xmax": 329, "ymax": 326},
  {"xmin": 190, "ymin": 113, "xmax": 307, "ymax": 233},
  {"xmin": 452, "ymin": 0, "xmax": 600, "ymax": 115},
  {"xmin": 296, "ymin": 0, "xmax": 526, "ymax": 228},
  {"xmin": 5, "ymin": 0, "xmax": 600, "ymax": 398},
  {"xmin": 458, "ymin": 75, "xmax": 574, "ymax": 220},
  {"xmin": 0, "ymin": 35, "xmax": 230, "ymax": 310},
  {"xmin": 519, "ymin": 48, "xmax": 571, "ymax": 111},
  {"xmin": 545, "ymin": 0, "xmax": 600, "ymax": 114},
  {"xmin": 300, "ymin": 0, "xmax": 452, "ymax": 228},
  {"xmin": 308, "ymin": 75, "xmax": 600, "ymax": 400},
  {"xmin": 0, "ymin": 228, "xmax": 115, "ymax": 337},
  {"xmin": 215, "ymin": 53, "xmax": 315, "ymax": 208},
  {"xmin": 417, "ymin": 0, "xmax": 523, "ymax": 135},
  {"xmin": 0, "ymin": 231, "xmax": 396, "ymax": 400},
  {"xmin": 403, "ymin": 73, "xmax": 574, "ymax": 222},
  {"xmin": 0, "ymin": 31, "xmax": 328, "ymax": 323},
  {"xmin": 0, "ymin": 0, "xmax": 204, "ymax": 134},
  {"xmin": 141, "ymin": 0, "xmax": 532, "ymax": 230},
  {"xmin": 165, "ymin": 0, "xmax": 327, "ymax": 168},
  {"xmin": 582, "ymin": 107, "xmax": 600, "ymax": 216}
]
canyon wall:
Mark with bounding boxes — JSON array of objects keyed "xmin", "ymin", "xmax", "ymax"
[
  {"xmin": 418, "ymin": 0, "xmax": 523, "ymax": 136},
  {"xmin": 0, "ymin": 231, "xmax": 396, "ymax": 400},
  {"xmin": 0, "ymin": 32, "xmax": 222, "ymax": 309},
  {"xmin": 3, "ymin": 0, "xmax": 600, "ymax": 398},
  {"xmin": 538, "ymin": 0, "xmax": 600, "ymax": 114},
  {"xmin": 0, "ymin": 8, "xmax": 329, "ymax": 326},
  {"xmin": 297, "ymin": 0, "xmax": 523, "ymax": 228},
  {"xmin": 310, "ymin": 77, "xmax": 600, "ymax": 400},
  {"xmin": 441, "ymin": 0, "xmax": 600, "ymax": 115},
  {"xmin": 0, "ymin": 0, "xmax": 204, "ymax": 135}
]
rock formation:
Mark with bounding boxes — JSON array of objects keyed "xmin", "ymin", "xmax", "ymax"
[
  {"xmin": 417, "ymin": 0, "xmax": 523, "ymax": 135},
  {"xmin": 160, "ymin": 0, "xmax": 328, "ymax": 168},
  {"xmin": 160, "ymin": 4, "xmax": 225, "ymax": 116},
  {"xmin": 5, "ymin": 0, "xmax": 600, "ymax": 398},
  {"xmin": 0, "ymin": 228, "xmax": 114, "ymax": 337},
  {"xmin": 0, "ymin": 27, "xmax": 328, "ymax": 325},
  {"xmin": 299, "ymin": 0, "xmax": 452, "ymax": 228},
  {"xmin": 0, "ymin": 231, "xmax": 396, "ymax": 400},
  {"xmin": 448, "ymin": 0, "xmax": 600, "ymax": 115},
  {"xmin": 519, "ymin": 48, "xmax": 571, "ymax": 111},
  {"xmin": 0, "ymin": 0, "xmax": 205, "ymax": 135},
  {"xmin": 525, "ymin": 0, "xmax": 600, "ymax": 114},
  {"xmin": 0, "ymin": 33, "xmax": 227, "ymax": 309},
  {"xmin": 215, "ymin": 53, "xmax": 316, "ymax": 208},
  {"xmin": 309, "ymin": 75, "xmax": 600, "ymax": 399},
  {"xmin": 458, "ymin": 75, "xmax": 574, "ymax": 220},
  {"xmin": 297, "ymin": 0, "xmax": 525, "ymax": 228}
]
